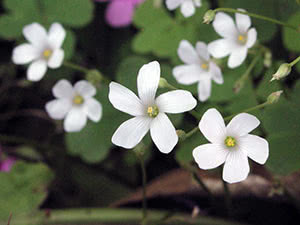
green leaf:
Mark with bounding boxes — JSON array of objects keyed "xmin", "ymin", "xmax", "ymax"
[
  {"xmin": 66, "ymin": 85, "xmax": 128, "ymax": 163},
  {"xmin": 0, "ymin": 162, "xmax": 53, "ymax": 220},
  {"xmin": 283, "ymin": 11, "xmax": 300, "ymax": 53}
]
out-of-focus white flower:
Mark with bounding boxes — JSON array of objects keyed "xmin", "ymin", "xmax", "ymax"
[
  {"xmin": 12, "ymin": 22, "xmax": 66, "ymax": 81},
  {"xmin": 193, "ymin": 108, "xmax": 269, "ymax": 183},
  {"xmin": 46, "ymin": 79, "xmax": 102, "ymax": 132},
  {"xmin": 166, "ymin": 0, "xmax": 201, "ymax": 18},
  {"xmin": 173, "ymin": 40, "xmax": 223, "ymax": 102},
  {"xmin": 208, "ymin": 9, "xmax": 257, "ymax": 68},
  {"xmin": 109, "ymin": 61, "xmax": 197, "ymax": 153}
]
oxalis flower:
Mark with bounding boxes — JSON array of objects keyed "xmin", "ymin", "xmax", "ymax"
[
  {"xmin": 46, "ymin": 79, "xmax": 102, "ymax": 132},
  {"xmin": 12, "ymin": 22, "xmax": 66, "ymax": 81},
  {"xmin": 109, "ymin": 61, "xmax": 197, "ymax": 153},
  {"xmin": 173, "ymin": 40, "xmax": 223, "ymax": 102},
  {"xmin": 193, "ymin": 108, "xmax": 269, "ymax": 183},
  {"xmin": 0, "ymin": 147, "xmax": 15, "ymax": 172},
  {"xmin": 208, "ymin": 9, "xmax": 257, "ymax": 68},
  {"xmin": 96, "ymin": 0, "xmax": 144, "ymax": 27},
  {"xmin": 166, "ymin": 0, "xmax": 201, "ymax": 18}
]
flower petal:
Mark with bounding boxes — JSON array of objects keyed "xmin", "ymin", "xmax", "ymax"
[
  {"xmin": 53, "ymin": 79, "xmax": 74, "ymax": 99},
  {"xmin": 193, "ymin": 143, "xmax": 228, "ymax": 169},
  {"xmin": 27, "ymin": 59, "xmax": 47, "ymax": 81},
  {"xmin": 213, "ymin": 12, "xmax": 238, "ymax": 38},
  {"xmin": 173, "ymin": 65, "xmax": 201, "ymax": 85},
  {"xmin": 235, "ymin": 9, "xmax": 251, "ymax": 34},
  {"xmin": 48, "ymin": 23, "xmax": 66, "ymax": 49},
  {"xmin": 199, "ymin": 108, "xmax": 226, "ymax": 143},
  {"xmin": 209, "ymin": 62, "xmax": 223, "ymax": 84},
  {"xmin": 177, "ymin": 40, "xmax": 199, "ymax": 64},
  {"xmin": 105, "ymin": 0, "xmax": 134, "ymax": 27},
  {"xmin": 12, "ymin": 44, "xmax": 38, "ymax": 64},
  {"xmin": 197, "ymin": 79, "xmax": 211, "ymax": 102},
  {"xmin": 228, "ymin": 47, "xmax": 248, "ymax": 68},
  {"xmin": 226, "ymin": 113, "xmax": 260, "ymax": 136},
  {"xmin": 112, "ymin": 116, "xmax": 151, "ymax": 149},
  {"xmin": 84, "ymin": 98, "xmax": 102, "ymax": 122},
  {"xmin": 109, "ymin": 82, "xmax": 145, "ymax": 116},
  {"xmin": 208, "ymin": 39, "xmax": 237, "ymax": 58},
  {"xmin": 246, "ymin": 28, "xmax": 257, "ymax": 48},
  {"xmin": 195, "ymin": 41, "xmax": 209, "ymax": 61},
  {"xmin": 45, "ymin": 98, "xmax": 72, "ymax": 120},
  {"xmin": 23, "ymin": 23, "xmax": 47, "ymax": 47},
  {"xmin": 64, "ymin": 108, "xmax": 87, "ymax": 132},
  {"xmin": 156, "ymin": 90, "xmax": 197, "ymax": 113},
  {"xmin": 239, "ymin": 134, "xmax": 269, "ymax": 164},
  {"xmin": 150, "ymin": 113, "xmax": 178, "ymax": 154},
  {"xmin": 74, "ymin": 80, "xmax": 96, "ymax": 98},
  {"xmin": 48, "ymin": 49, "xmax": 64, "ymax": 69},
  {"xmin": 0, "ymin": 158, "xmax": 15, "ymax": 172},
  {"xmin": 137, "ymin": 61, "xmax": 160, "ymax": 105},
  {"xmin": 194, "ymin": 0, "xmax": 202, "ymax": 7},
  {"xmin": 223, "ymin": 150, "xmax": 250, "ymax": 183},
  {"xmin": 166, "ymin": 0, "xmax": 182, "ymax": 10},
  {"xmin": 180, "ymin": 0, "xmax": 195, "ymax": 17}
]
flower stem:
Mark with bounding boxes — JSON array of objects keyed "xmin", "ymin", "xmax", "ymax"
[
  {"xmin": 224, "ymin": 101, "xmax": 270, "ymax": 121},
  {"xmin": 213, "ymin": 8, "xmax": 299, "ymax": 31},
  {"xmin": 63, "ymin": 61, "xmax": 90, "ymax": 73},
  {"xmin": 185, "ymin": 126, "xmax": 199, "ymax": 139},
  {"xmin": 289, "ymin": 56, "xmax": 300, "ymax": 67}
]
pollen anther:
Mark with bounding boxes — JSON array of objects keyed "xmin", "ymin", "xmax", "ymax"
[
  {"xmin": 73, "ymin": 95, "xmax": 84, "ymax": 105},
  {"xmin": 147, "ymin": 106, "xmax": 159, "ymax": 118},
  {"xmin": 43, "ymin": 49, "xmax": 52, "ymax": 59},
  {"xmin": 225, "ymin": 136, "xmax": 236, "ymax": 147}
]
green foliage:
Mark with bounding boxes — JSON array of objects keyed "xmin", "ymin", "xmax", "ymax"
[
  {"xmin": 0, "ymin": 162, "xmax": 53, "ymax": 220},
  {"xmin": 66, "ymin": 85, "xmax": 129, "ymax": 163},
  {"xmin": 283, "ymin": 11, "xmax": 300, "ymax": 52},
  {"xmin": 263, "ymin": 81, "xmax": 300, "ymax": 175}
]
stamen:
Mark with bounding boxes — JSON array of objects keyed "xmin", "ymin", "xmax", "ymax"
[
  {"xmin": 147, "ymin": 106, "xmax": 159, "ymax": 118},
  {"xmin": 43, "ymin": 49, "xmax": 52, "ymax": 59},
  {"xmin": 237, "ymin": 35, "xmax": 247, "ymax": 44},
  {"xmin": 73, "ymin": 95, "xmax": 84, "ymax": 105},
  {"xmin": 201, "ymin": 63, "xmax": 209, "ymax": 70},
  {"xmin": 225, "ymin": 136, "xmax": 236, "ymax": 147}
]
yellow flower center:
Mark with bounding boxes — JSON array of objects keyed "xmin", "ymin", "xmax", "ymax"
[
  {"xmin": 147, "ymin": 106, "xmax": 159, "ymax": 118},
  {"xmin": 237, "ymin": 35, "xmax": 247, "ymax": 44},
  {"xmin": 201, "ymin": 63, "xmax": 209, "ymax": 70},
  {"xmin": 43, "ymin": 49, "xmax": 52, "ymax": 59},
  {"xmin": 73, "ymin": 95, "xmax": 84, "ymax": 105},
  {"xmin": 225, "ymin": 136, "xmax": 236, "ymax": 147}
]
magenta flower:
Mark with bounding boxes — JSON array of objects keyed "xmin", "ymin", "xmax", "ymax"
[
  {"xmin": 96, "ymin": 0, "xmax": 144, "ymax": 27},
  {"xmin": 0, "ymin": 148, "xmax": 15, "ymax": 172}
]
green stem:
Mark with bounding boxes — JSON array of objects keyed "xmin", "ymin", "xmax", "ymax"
[
  {"xmin": 63, "ymin": 61, "xmax": 90, "ymax": 73},
  {"xmin": 7, "ymin": 208, "xmax": 248, "ymax": 225},
  {"xmin": 222, "ymin": 179, "xmax": 233, "ymax": 217},
  {"xmin": 289, "ymin": 56, "xmax": 300, "ymax": 67},
  {"xmin": 214, "ymin": 8, "xmax": 299, "ymax": 31},
  {"xmin": 224, "ymin": 101, "xmax": 270, "ymax": 121},
  {"xmin": 185, "ymin": 127, "xmax": 199, "ymax": 139},
  {"xmin": 234, "ymin": 51, "xmax": 262, "ymax": 93},
  {"xmin": 138, "ymin": 154, "xmax": 148, "ymax": 225}
]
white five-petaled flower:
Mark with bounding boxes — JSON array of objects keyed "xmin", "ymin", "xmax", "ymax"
[
  {"xmin": 208, "ymin": 9, "xmax": 257, "ymax": 68},
  {"xmin": 46, "ymin": 79, "xmax": 102, "ymax": 132},
  {"xmin": 12, "ymin": 22, "xmax": 66, "ymax": 81},
  {"xmin": 173, "ymin": 40, "xmax": 223, "ymax": 102},
  {"xmin": 109, "ymin": 61, "xmax": 197, "ymax": 153},
  {"xmin": 193, "ymin": 108, "xmax": 269, "ymax": 184},
  {"xmin": 166, "ymin": 0, "xmax": 201, "ymax": 18}
]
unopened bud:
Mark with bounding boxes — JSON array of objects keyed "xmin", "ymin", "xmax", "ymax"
[
  {"xmin": 133, "ymin": 142, "xmax": 146, "ymax": 157},
  {"xmin": 86, "ymin": 69, "xmax": 103, "ymax": 87},
  {"xmin": 176, "ymin": 129, "xmax": 186, "ymax": 141},
  {"xmin": 233, "ymin": 79, "xmax": 245, "ymax": 93},
  {"xmin": 203, "ymin": 10, "xmax": 215, "ymax": 24},
  {"xmin": 159, "ymin": 78, "xmax": 168, "ymax": 88},
  {"xmin": 267, "ymin": 90, "xmax": 283, "ymax": 104},
  {"xmin": 263, "ymin": 50, "xmax": 272, "ymax": 68},
  {"xmin": 270, "ymin": 63, "xmax": 291, "ymax": 81}
]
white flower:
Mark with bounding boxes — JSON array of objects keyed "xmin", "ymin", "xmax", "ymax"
[
  {"xmin": 173, "ymin": 40, "xmax": 223, "ymax": 102},
  {"xmin": 192, "ymin": 108, "xmax": 269, "ymax": 183},
  {"xmin": 109, "ymin": 61, "xmax": 197, "ymax": 153},
  {"xmin": 12, "ymin": 22, "xmax": 66, "ymax": 81},
  {"xmin": 46, "ymin": 79, "xmax": 102, "ymax": 132},
  {"xmin": 166, "ymin": 0, "xmax": 201, "ymax": 18},
  {"xmin": 208, "ymin": 9, "xmax": 257, "ymax": 68}
]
